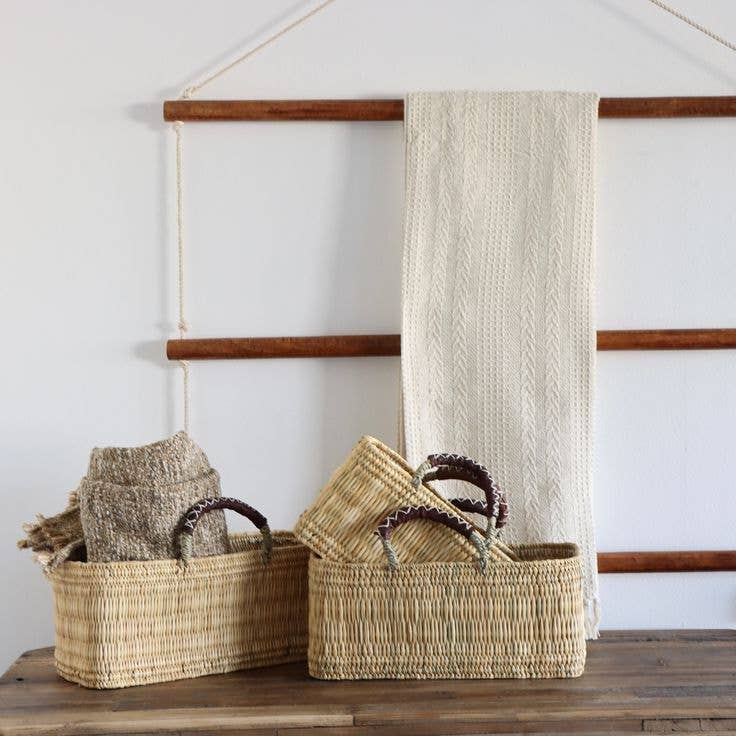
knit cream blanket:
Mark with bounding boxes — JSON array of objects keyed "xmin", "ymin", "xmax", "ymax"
[{"xmin": 400, "ymin": 91, "xmax": 600, "ymax": 637}]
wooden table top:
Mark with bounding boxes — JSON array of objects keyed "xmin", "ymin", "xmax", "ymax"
[{"xmin": 0, "ymin": 630, "xmax": 734, "ymax": 735}]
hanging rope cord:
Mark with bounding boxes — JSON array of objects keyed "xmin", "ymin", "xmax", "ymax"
[
  {"xmin": 171, "ymin": 0, "xmax": 338, "ymax": 433},
  {"xmin": 170, "ymin": 0, "xmax": 733, "ymax": 434},
  {"xmin": 646, "ymin": 0, "xmax": 736, "ymax": 54},
  {"xmin": 173, "ymin": 121, "xmax": 190, "ymax": 433}
]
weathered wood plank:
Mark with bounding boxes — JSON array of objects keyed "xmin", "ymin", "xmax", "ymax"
[
  {"xmin": 0, "ymin": 706, "xmax": 351, "ymax": 735},
  {"xmin": 643, "ymin": 718, "xmax": 736, "ymax": 732},
  {"xmin": 1, "ymin": 632, "xmax": 734, "ymax": 735},
  {"xmin": 281, "ymin": 723, "xmax": 646, "ymax": 736}
]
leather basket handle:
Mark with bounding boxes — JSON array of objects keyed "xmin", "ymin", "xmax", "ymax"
[
  {"xmin": 375, "ymin": 505, "xmax": 488, "ymax": 572},
  {"xmin": 412, "ymin": 454, "xmax": 508, "ymax": 531},
  {"xmin": 177, "ymin": 497, "xmax": 272, "ymax": 566},
  {"xmin": 449, "ymin": 496, "xmax": 492, "ymax": 517}
]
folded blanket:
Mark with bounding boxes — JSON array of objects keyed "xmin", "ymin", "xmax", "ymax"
[{"xmin": 78, "ymin": 432, "xmax": 229, "ymax": 562}]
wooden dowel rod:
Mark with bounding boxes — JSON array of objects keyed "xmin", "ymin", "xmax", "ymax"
[
  {"xmin": 599, "ymin": 328, "xmax": 736, "ymax": 350},
  {"xmin": 597, "ymin": 550, "xmax": 736, "ymax": 574},
  {"xmin": 167, "ymin": 335, "xmax": 399, "ymax": 360},
  {"xmin": 163, "ymin": 96, "xmax": 736, "ymax": 122},
  {"xmin": 166, "ymin": 329, "xmax": 736, "ymax": 360}
]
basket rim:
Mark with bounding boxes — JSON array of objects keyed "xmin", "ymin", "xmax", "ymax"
[
  {"xmin": 48, "ymin": 531, "xmax": 304, "ymax": 576},
  {"xmin": 309, "ymin": 541, "xmax": 581, "ymax": 572},
  {"xmin": 360, "ymin": 434, "xmax": 413, "ymax": 472}
]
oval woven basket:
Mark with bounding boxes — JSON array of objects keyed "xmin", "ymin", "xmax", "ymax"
[
  {"xmin": 308, "ymin": 543, "xmax": 585, "ymax": 680},
  {"xmin": 50, "ymin": 521, "xmax": 309, "ymax": 688}
]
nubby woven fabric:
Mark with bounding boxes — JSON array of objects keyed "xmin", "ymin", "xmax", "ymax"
[
  {"xmin": 78, "ymin": 432, "xmax": 229, "ymax": 562},
  {"xmin": 400, "ymin": 91, "xmax": 600, "ymax": 636}
]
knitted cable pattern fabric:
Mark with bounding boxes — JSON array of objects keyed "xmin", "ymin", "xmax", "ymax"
[
  {"xmin": 78, "ymin": 432, "xmax": 229, "ymax": 562},
  {"xmin": 400, "ymin": 91, "xmax": 600, "ymax": 637}
]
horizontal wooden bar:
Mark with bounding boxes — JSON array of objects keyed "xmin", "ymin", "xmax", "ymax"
[
  {"xmin": 165, "ymin": 99, "xmax": 405, "ymax": 122},
  {"xmin": 167, "ymin": 334, "xmax": 400, "ymax": 359},
  {"xmin": 598, "ymin": 328, "xmax": 736, "ymax": 350},
  {"xmin": 163, "ymin": 96, "xmax": 736, "ymax": 122},
  {"xmin": 597, "ymin": 550, "xmax": 736, "ymax": 573},
  {"xmin": 166, "ymin": 329, "xmax": 736, "ymax": 360}
]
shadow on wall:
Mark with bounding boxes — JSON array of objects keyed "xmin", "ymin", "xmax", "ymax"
[
  {"xmin": 127, "ymin": 97, "xmax": 178, "ymax": 434},
  {"xmin": 316, "ymin": 117, "xmax": 404, "ymax": 476}
]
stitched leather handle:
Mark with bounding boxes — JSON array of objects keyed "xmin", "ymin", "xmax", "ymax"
[
  {"xmin": 412, "ymin": 454, "xmax": 508, "ymax": 529},
  {"xmin": 430, "ymin": 466, "xmax": 508, "ymax": 526},
  {"xmin": 449, "ymin": 497, "xmax": 491, "ymax": 517},
  {"xmin": 177, "ymin": 497, "xmax": 272, "ymax": 565},
  {"xmin": 375, "ymin": 505, "xmax": 488, "ymax": 572}
]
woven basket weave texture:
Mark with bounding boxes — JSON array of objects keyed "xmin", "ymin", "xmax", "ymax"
[
  {"xmin": 294, "ymin": 436, "xmax": 511, "ymax": 564},
  {"xmin": 51, "ymin": 533, "xmax": 309, "ymax": 688},
  {"xmin": 308, "ymin": 543, "xmax": 586, "ymax": 680}
]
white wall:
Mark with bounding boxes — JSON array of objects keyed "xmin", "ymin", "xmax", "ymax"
[{"xmin": 2, "ymin": 0, "xmax": 735, "ymax": 670}]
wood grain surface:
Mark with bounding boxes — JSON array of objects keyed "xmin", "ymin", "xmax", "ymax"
[
  {"xmin": 597, "ymin": 550, "xmax": 736, "ymax": 573},
  {"xmin": 1, "ymin": 631, "xmax": 735, "ymax": 735}
]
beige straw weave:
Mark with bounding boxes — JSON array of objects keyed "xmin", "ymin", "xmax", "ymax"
[
  {"xmin": 50, "ymin": 533, "xmax": 308, "ymax": 689},
  {"xmin": 308, "ymin": 543, "xmax": 586, "ymax": 680},
  {"xmin": 294, "ymin": 436, "xmax": 514, "ymax": 564}
]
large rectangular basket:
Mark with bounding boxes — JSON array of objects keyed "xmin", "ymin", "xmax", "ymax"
[
  {"xmin": 49, "ymin": 498, "xmax": 309, "ymax": 689},
  {"xmin": 309, "ymin": 545, "xmax": 585, "ymax": 679},
  {"xmin": 294, "ymin": 436, "xmax": 515, "ymax": 564},
  {"xmin": 308, "ymin": 504, "xmax": 586, "ymax": 680}
]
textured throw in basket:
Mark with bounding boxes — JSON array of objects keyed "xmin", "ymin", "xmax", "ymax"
[
  {"xmin": 78, "ymin": 432, "xmax": 229, "ymax": 562},
  {"xmin": 400, "ymin": 91, "xmax": 600, "ymax": 636},
  {"xmin": 17, "ymin": 490, "xmax": 84, "ymax": 572},
  {"xmin": 294, "ymin": 436, "xmax": 516, "ymax": 564},
  {"xmin": 50, "ymin": 498, "xmax": 309, "ymax": 688},
  {"xmin": 309, "ymin": 505, "xmax": 587, "ymax": 680}
]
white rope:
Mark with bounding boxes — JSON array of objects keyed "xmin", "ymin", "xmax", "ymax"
[
  {"xmin": 180, "ymin": 0, "xmax": 338, "ymax": 99},
  {"xmin": 646, "ymin": 0, "xmax": 736, "ymax": 54},
  {"xmin": 171, "ymin": 0, "xmax": 339, "ymax": 434},
  {"xmin": 174, "ymin": 122, "xmax": 188, "ymax": 338},
  {"xmin": 173, "ymin": 120, "xmax": 191, "ymax": 434}
]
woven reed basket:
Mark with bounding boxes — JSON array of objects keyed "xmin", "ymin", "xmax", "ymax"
[
  {"xmin": 49, "ymin": 498, "xmax": 309, "ymax": 689},
  {"xmin": 308, "ymin": 505, "xmax": 587, "ymax": 680},
  {"xmin": 294, "ymin": 436, "xmax": 518, "ymax": 564}
]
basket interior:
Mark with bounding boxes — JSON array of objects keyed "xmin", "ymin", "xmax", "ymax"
[
  {"xmin": 55, "ymin": 532, "xmax": 301, "ymax": 567},
  {"xmin": 509, "ymin": 542, "xmax": 580, "ymax": 562},
  {"xmin": 228, "ymin": 531, "xmax": 300, "ymax": 553}
]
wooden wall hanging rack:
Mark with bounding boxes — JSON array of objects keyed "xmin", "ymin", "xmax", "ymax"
[
  {"xmin": 167, "ymin": 329, "xmax": 736, "ymax": 360},
  {"xmin": 163, "ymin": 95, "xmax": 736, "ymax": 574},
  {"xmin": 164, "ymin": 96, "xmax": 736, "ymax": 121}
]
